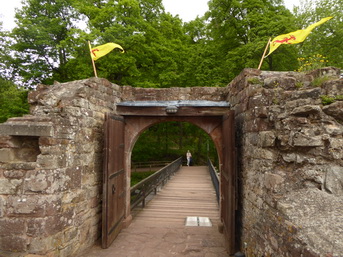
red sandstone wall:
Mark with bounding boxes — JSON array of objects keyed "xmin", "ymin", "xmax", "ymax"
[{"xmin": 228, "ymin": 67, "xmax": 342, "ymax": 256}]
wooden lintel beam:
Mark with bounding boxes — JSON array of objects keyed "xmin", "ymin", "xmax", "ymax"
[{"xmin": 116, "ymin": 106, "xmax": 230, "ymax": 116}]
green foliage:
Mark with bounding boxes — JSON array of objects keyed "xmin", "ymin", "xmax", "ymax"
[
  {"xmin": 205, "ymin": 0, "xmax": 297, "ymax": 77},
  {"xmin": 7, "ymin": 0, "xmax": 82, "ymax": 87},
  {"xmin": 294, "ymin": 0, "xmax": 343, "ymax": 70},
  {"xmin": 131, "ymin": 171, "xmax": 155, "ymax": 186},
  {"xmin": 132, "ymin": 122, "xmax": 218, "ymax": 166},
  {"xmin": 2, "ymin": 0, "xmax": 341, "ymax": 125},
  {"xmin": 0, "ymin": 78, "xmax": 30, "ymax": 123},
  {"xmin": 295, "ymin": 81, "xmax": 304, "ymax": 88},
  {"xmin": 0, "ymin": 0, "xmax": 303, "ymax": 88},
  {"xmin": 311, "ymin": 75, "xmax": 332, "ymax": 87},
  {"xmin": 321, "ymin": 95, "xmax": 343, "ymax": 105},
  {"xmin": 248, "ymin": 77, "xmax": 261, "ymax": 84},
  {"xmin": 297, "ymin": 54, "xmax": 329, "ymax": 72}
]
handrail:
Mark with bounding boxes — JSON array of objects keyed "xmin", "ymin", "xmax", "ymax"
[
  {"xmin": 208, "ymin": 158, "xmax": 219, "ymax": 203},
  {"xmin": 130, "ymin": 157, "xmax": 182, "ymax": 210},
  {"xmin": 132, "ymin": 160, "xmax": 171, "ymax": 172}
]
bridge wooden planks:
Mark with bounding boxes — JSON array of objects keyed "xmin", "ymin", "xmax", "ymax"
[
  {"xmin": 80, "ymin": 165, "xmax": 228, "ymax": 257},
  {"xmin": 132, "ymin": 166, "xmax": 220, "ymax": 227}
]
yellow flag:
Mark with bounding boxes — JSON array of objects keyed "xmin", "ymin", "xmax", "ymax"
[
  {"xmin": 266, "ymin": 17, "xmax": 333, "ymax": 57},
  {"xmin": 90, "ymin": 42, "xmax": 124, "ymax": 61}
]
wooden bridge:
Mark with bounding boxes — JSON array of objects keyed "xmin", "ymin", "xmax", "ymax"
[{"xmin": 80, "ymin": 166, "xmax": 229, "ymax": 256}]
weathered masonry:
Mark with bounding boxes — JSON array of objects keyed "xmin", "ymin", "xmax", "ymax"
[{"xmin": 0, "ymin": 67, "xmax": 342, "ymax": 257}]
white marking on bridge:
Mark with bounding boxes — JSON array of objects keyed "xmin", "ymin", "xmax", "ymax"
[{"xmin": 185, "ymin": 216, "xmax": 212, "ymax": 227}]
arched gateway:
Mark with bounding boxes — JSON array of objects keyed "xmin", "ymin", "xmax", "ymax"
[
  {"xmin": 102, "ymin": 100, "xmax": 237, "ymax": 254},
  {"xmin": 0, "ymin": 79, "xmax": 238, "ymax": 256}
]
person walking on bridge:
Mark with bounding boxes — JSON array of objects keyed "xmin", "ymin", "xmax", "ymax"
[{"xmin": 186, "ymin": 150, "xmax": 192, "ymax": 166}]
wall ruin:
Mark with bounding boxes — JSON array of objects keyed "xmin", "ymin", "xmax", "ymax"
[
  {"xmin": 0, "ymin": 80, "xmax": 226, "ymax": 256},
  {"xmin": 228, "ymin": 67, "xmax": 343, "ymax": 256},
  {"xmin": 0, "ymin": 67, "xmax": 342, "ymax": 257}
]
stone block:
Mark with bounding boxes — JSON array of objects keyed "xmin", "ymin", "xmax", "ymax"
[
  {"xmin": 58, "ymin": 242, "xmax": 77, "ymax": 257},
  {"xmin": 0, "ymin": 149, "xmax": 16, "ymax": 162},
  {"xmin": 254, "ymin": 149, "xmax": 275, "ymax": 160},
  {"xmin": 233, "ymin": 102, "xmax": 247, "ymax": 115},
  {"xmin": 322, "ymin": 79, "xmax": 343, "ymax": 95},
  {"xmin": 6, "ymin": 195, "xmax": 60, "ymax": 217},
  {"xmin": 0, "ymin": 235, "xmax": 27, "ymax": 252},
  {"xmin": 301, "ymin": 168, "xmax": 325, "ymax": 186},
  {"xmin": 285, "ymin": 98, "xmax": 315, "ymax": 110},
  {"xmin": 323, "ymin": 122, "xmax": 343, "ymax": 136},
  {"xmin": 0, "ymin": 135, "xmax": 13, "ymax": 148},
  {"xmin": 244, "ymin": 118, "xmax": 270, "ymax": 132},
  {"xmin": 284, "ymin": 88, "xmax": 322, "ymax": 101},
  {"xmin": 25, "ymin": 172, "xmax": 49, "ymax": 192},
  {"xmin": 26, "ymin": 252, "xmax": 56, "ymax": 257},
  {"xmin": 65, "ymin": 167, "xmax": 82, "ymax": 190},
  {"xmin": 291, "ymin": 105, "xmax": 322, "ymax": 117},
  {"xmin": 3, "ymin": 170, "xmax": 24, "ymax": 179},
  {"xmin": 0, "ymin": 122, "xmax": 53, "ymax": 137},
  {"xmin": 63, "ymin": 227, "xmax": 78, "ymax": 244},
  {"xmin": 328, "ymin": 138, "xmax": 343, "ymax": 159},
  {"xmin": 329, "ymin": 138, "xmax": 343, "ymax": 149},
  {"xmin": 28, "ymin": 235, "xmax": 54, "ymax": 254},
  {"xmin": 324, "ymin": 165, "xmax": 343, "ymax": 195},
  {"xmin": 0, "ymin": 196, "xmax": 5, "ymax": 217},
  {"xmin": 252, "ymin": 106, "xmax": 268, "ymax": 118},
  {"xmin": 245, "ymin": 133, "xmax": 259, "ymax": 146},
  {"xmin": 322, "ymin": 101, "xmax": 343, "ymax": 122},
  {"xmin": 24, "ymin": 169, "xmax": 66, "ymax": 194},
  {"xmin": 27, "ymin": 218, "xmax": 46, "ymax": 237},
  {"xmin": 282, "ymin": 153, "xmax": 297, "ymax": 163},
  {"xmin": 0, "ymin": 178, "xmax": 22, "ymax": 194},
  {"xmin": 249, "ymin": 94, "xmax": 269, "ymax": 107},
  {"xmin": 0, "ymin": 219, "xmax": 26, "ymax": 236},
  {"xmin": 259, "ymin": 131, "xmax": 276, "ymax": 147},
  {"xmin": 264, "ymin": 173, "xmax": 284, "ymax": 192},
  {"xmin": 292, "ymin": 133, "xmax": 323, "ymax": 147},
  {"xmin": 2, "ymin": 162, "xmax": 36, "ymax": 170},
  {"xmin": 307, "ymin": 67, "xmax": 341, "ymax": 79},
  {"xmin": 6, "ymin": 196, "xmax": 45, "ymax": 217},
  {"xmin": 263, "ymin": 76, "xmax": 296, "ymax": 90},
  {"xmin": 36, "ymin": 155, "xmax": 62, "ymax": 169}
]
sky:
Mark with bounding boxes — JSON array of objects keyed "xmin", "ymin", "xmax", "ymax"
[{"xmin": 1, "ymin": 0, "xmax": 300, "ymax": 30}]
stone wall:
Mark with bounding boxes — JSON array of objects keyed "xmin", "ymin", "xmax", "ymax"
[
  {"xmin": 0, "ymin": 78, "xmax": 122, "ymax": 257},
  {"xmin": 228, "ymin": 67, "xmax": 343, "ymax": 256},
  {"xmin": 0, "ymin": 78, "xmax": 227, "ymax": 257},
  {"xmin": 0, "ymin": 67, "xmax": 342, "ymax": 257}
]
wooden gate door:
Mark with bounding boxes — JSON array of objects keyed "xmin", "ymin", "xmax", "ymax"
[
  {"xmin": 102, "ymin": 113, "xmax": 126, "ymax": 248},
  {"xmin": 221, "ymin": 110, "xmax": 236, "ymax": 254}
]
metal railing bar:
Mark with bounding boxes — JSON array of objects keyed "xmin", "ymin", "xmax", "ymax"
[
  {"xmin": 208, "ymin": 158, "xmax": 220, "ymax": 203},
  {"xmin": 130, "ymin": 157, "xmax": 182, "ymax": 210}
]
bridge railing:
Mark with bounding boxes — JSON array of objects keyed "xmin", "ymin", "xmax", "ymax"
[
  {"xmin": 132, "ymin": 160, "xmax": 172, "ymax": 172},
  {"xmin": 208, "ymin": 158, "xmax": 220, "ymax": 203},
  {"xmin": 130, "ymin": 157, "xmax": 182, "ymax": 210}
]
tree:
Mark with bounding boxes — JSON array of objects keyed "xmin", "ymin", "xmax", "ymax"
[
  {"xmin": 6, "ymin": 0, "xmax": 83, "ymax": 87},
  {"xmin": 132, "ymin": 122, "xmax": 218, "ymax": 165},
  {"xmin": 204, "ymin": 0, "xmax": 298, "ymax": 79},
  {"xmin": 70, "ymin": 0, "xmax": 194, "ymax": 87},
  {"xmin": 294, "ymin": 0, "xmax": 343, "ymax": 69},
  {"xmin": 0, "ymin": 77, "xmax": 29, "ymax": 123}
]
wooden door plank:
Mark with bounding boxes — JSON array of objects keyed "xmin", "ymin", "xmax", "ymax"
[
  {"xmin": 102, "ymin": 114, "xmax": 125, "ymax": 248},
  {"xmin": 221, "ymin": 110, "xmax": 236, "ymax": 254}
]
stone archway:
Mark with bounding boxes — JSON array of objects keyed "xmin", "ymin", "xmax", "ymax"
[
  {"xmin": 103, "ymin": 101, "xmax": 237, "ymax": 254},
  {"xmin": 123, "ymin": 115, "xmax": 225, "ymax": 217}
]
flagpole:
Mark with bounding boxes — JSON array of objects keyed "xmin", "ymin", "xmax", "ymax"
[
  {"xmin": 258, "ymin": 38, "xmax": 271, "ymax": 70},
  {"xmin": 88, "ymin": 41, "xmax": 98, "ymax": 78}
]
